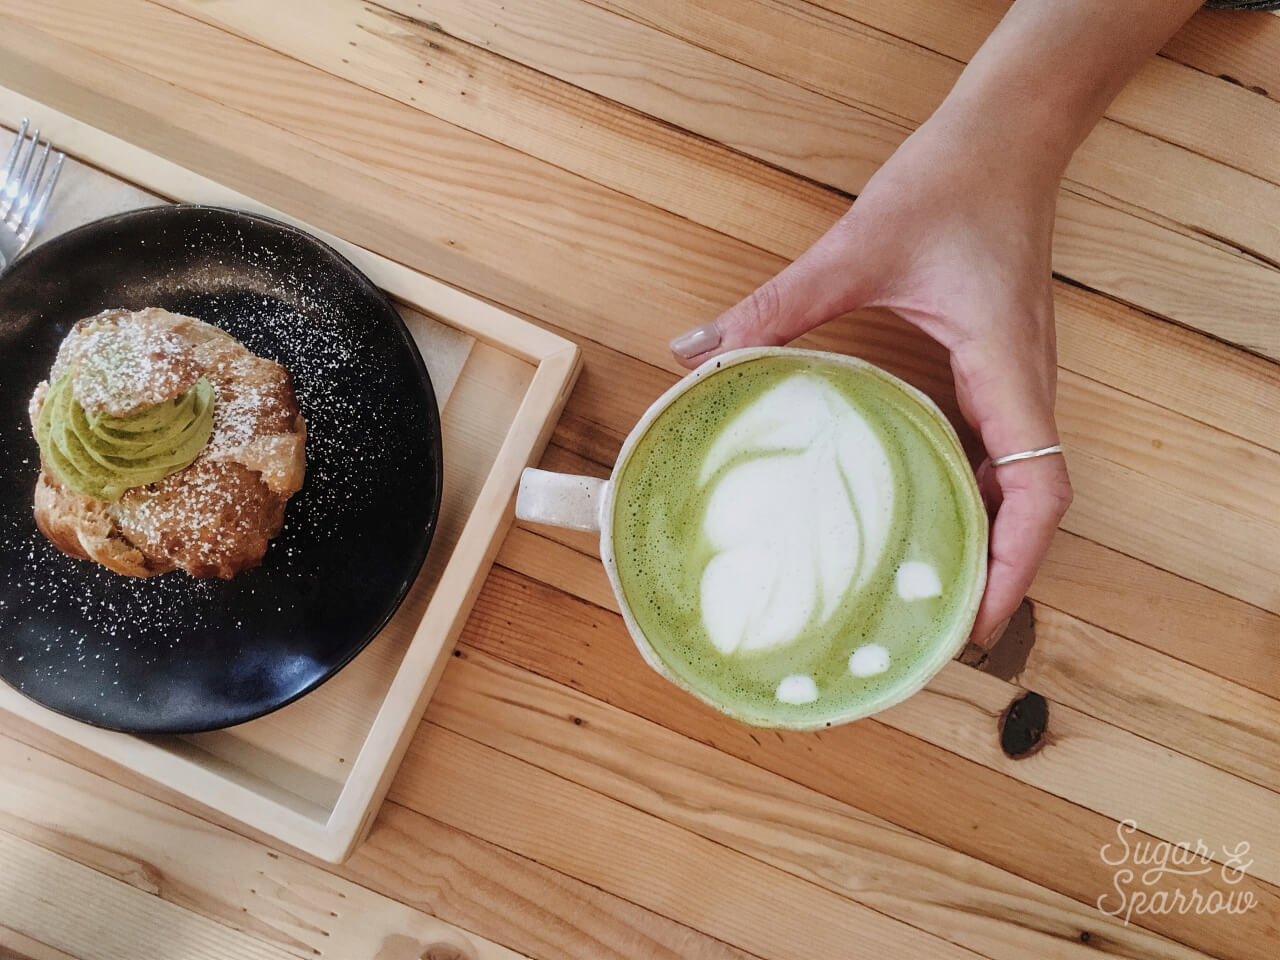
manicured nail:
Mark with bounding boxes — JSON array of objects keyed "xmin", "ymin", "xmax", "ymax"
[{"xmin": 669, "ymin": 322, "xmax": 721, "ymax": 359}]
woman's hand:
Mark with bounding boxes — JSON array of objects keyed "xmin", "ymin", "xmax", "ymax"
[{"xmin": 669, "ymin": 116, "xmax": 1073, "ymax": 647}]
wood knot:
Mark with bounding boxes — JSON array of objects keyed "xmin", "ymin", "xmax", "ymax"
[{"xmin": 999, "ymin": 691, "xmax": 1049, "ymax": 758}]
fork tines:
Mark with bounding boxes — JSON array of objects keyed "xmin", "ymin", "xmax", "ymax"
[{"xmin": 2, "ymin": 118, "xmax": 64, "ymax": 247}]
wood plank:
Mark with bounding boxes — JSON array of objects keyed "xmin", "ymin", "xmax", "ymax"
[
  {"xmin": 0, "ymin": 928, "xmax": 82, "ymax": 960},
  {"xmin": 1162, "ymin": 9, "xmax": 1280, "ymax": 104},
  {"xmin": 0, "ymin": 736, "xmax": 531, "ymax": 960},
  {"xmin": 432, "ymin": 647, "xmax": 1218, "ymax": 960},
  {"xmin": 883, "ymin": 664, "xmax": 1280, "ymax": 883},
  {"xmin": 592, "ymin": 0, "xmax": 1280, "ymax": 265},
  {"xmin": 390, "ymin": 727, "xmax": 986, "ymax": 960},
  {"xmin": 344, "ymin": 803, "xmax": 764, "ymax": 960},
  {"xmin": 1019, "ymin": 605, "xmax": 1280, "ymax": 793},
  {"xmin": 1052, "ymin": 283, "xmax": 1280, "ymax": 456},
  {"xmin": 809, "ymin": 0, "xmax": 1280, "ymax": 187},
  {"xmin": 458, "ymin": 564, "xmax": 1280, "ymax": 958},
  {"xmin": 1032, "ymin": 531, "xmax": 1280, "ymax": 701},
  {"xmin": 0, "ymin": 832, "xmax": 297, "ymax": 960},
  {"xmin": 1059, "ymin": 367, "xmax": 1279, "ymax": 526},
  {"xmin": 1061, "ymin": 445, "xmax": 1277, "ymax": 612},
  {"xmin": 14, "ymin": 0, "xmax": 1279, "ymax": 457},
  {"xmin": 497, "ymin": 524, "xmax": 1280, "ymax": 793},
  {"xmin": 492, "ymin": 527, "xmax": 1280, "ymax": 878},
  {"xmin": 0, "ymin": 736, "xmax": 758, "ymax": 960},
  {"xmin": 1049, "ymin": 194, "xmax": 1280, "ymax": 359},
  {"xmin": 151, "ymin": 0, "xmax": 1280, "ymax": 359}
]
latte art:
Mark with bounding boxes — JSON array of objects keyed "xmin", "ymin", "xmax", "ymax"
[
  {"xmin": 697, "ymin": 374, "xmax": 895, "ymax": 656},
  {"xmin": 610, "ymin": 352, "xmax": 986, "ymax": 729}
]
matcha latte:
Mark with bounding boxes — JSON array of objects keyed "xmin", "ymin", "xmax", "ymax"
[{"xmin": 607, "ymin": 349, "xmax": 987, "ymax": 728}]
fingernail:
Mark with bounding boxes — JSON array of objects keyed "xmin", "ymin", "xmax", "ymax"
[{"xmin": 670, "ymin": 322, "xmax": 721, "ymax": 360}]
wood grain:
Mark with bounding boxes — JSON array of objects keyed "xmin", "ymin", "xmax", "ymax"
[
  {"xmin": 0, "ymin": 833, "xmax": 298, "ymax": 960},
  {"xmin": 0, "ymin": 928, "xmax": 82, "ymax": 960},
  {"xmin": 0, "ymin": 735, "xmax": 531, "ymax": 960},
  {"xmin": 391, "ymin": 727, "xmax": 988, "ymax": 960},
  {"xmin": 808, "ymin": 0, "xmax": 1280, "ymax": 186},
  {"xmin": 1162, "ymin": 8, "xmax": 1280, "ymax": 104},
  {"xmin": 458, "ymin": 564, "xmax": 1280, "ymax": 958},
  {"xmin": 431, "ymin": 646, "xmax": 1217, "ymax": 960},
  {"xmin": 15, "ymin": 0, "xmax": 1280, "ymax": 445},
  {"xmin": 151, "ymin": 0, "xmax": 1280, "ymax": 359},
  {"xmin": 490, "ymin": 527, "xmax": 1280, "ymax": 883},
  {"xmin": 343, "ymin": 803, "xmax": 764, "ymax": 960},
  {"xmin": 499, "ymin": 526, "xmax": 1280, "ymax": 797},
  {"xmin": 1032, "ymin": 531, "xmax": 1280, "ymax": 701},
  {"xmin": 590, "ymin": 0, "xmax": 1280, "ymax": 263},
  {"xmin": 0, "ymin": 728, "xmax": 757, "ymax": 960},
  {"xmin": 1017, "ymin": 605, "xmax": 1280, "ymax": 793}
]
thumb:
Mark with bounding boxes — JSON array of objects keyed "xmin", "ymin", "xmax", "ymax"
[{"xmin": 670, "ymin": 223, "xmax": 866, "ymax": 367}]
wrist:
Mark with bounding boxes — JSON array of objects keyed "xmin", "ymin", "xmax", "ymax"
[{"xmin": 911, "ymin": 94, "xmax": 1070, "ymax": 201}]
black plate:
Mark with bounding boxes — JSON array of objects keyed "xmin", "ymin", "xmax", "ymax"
[{"xmin": 0, "ymin": 205, "xmax": 442, "ymax": 734}]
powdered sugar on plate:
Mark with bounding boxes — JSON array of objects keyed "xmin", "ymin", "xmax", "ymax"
[{"xmin": 0, "ymin": 206, "xmax": 443, "ymax": 732}]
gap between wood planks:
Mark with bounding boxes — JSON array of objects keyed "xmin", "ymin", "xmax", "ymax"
[
  {"xmin": 13, "ymin": 1, "xmax": 1280, "ymax": 447},
  {"xmin": 450, "ymin": 560, "xmax": 1280, "ymax": 929},
  {"xmin": 442, "ymin": 624, "xmax": 1280, "ymax": 960},
  {"xmin": 147, "ymin": 0, "xmax": 1280, "ymax": 361},
  {"xmin": 793, "ymin": 0, "xmax": 1280, "ymax": 176},
  {"xmin": 424, "ymin": 644, "xmax": 1249, "ymax": 960},
  {"xmin": 5, "ymin": 0, "xmax": 1274, "ymax": 609},
  {"xmin": 497, "ymin": 515, "xmax": 1280, "ymax": 796},
  {"xmin": 0, "ymin": 723, "xmax": 771, "ymax": 960},
  {"xmin": 0, "ymin": 11, "xmax": 1269, "ymax": 931}
]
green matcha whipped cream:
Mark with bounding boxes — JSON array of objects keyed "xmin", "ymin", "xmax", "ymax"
[{"xmin": 34, "ymin": 317, "xmax": 216, "ymax": 503}]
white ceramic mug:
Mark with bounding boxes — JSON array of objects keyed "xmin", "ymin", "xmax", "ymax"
[{"xmin": 515, "ymin": 346, "xmax": 987, "ymax": 728}]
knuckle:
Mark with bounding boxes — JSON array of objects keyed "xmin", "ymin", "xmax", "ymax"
[
  {"xmin": 744, "ymin": 283, "xmax": 785, "ymax": 337},
  {"xmin": 1047, "ymin": 474, "xmax": 1074, "ymax": 515}
]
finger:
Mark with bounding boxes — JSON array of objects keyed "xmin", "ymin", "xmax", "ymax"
[
  {"xmin": 974, "ymin": 458, "xmax": 1003, "ymax": 515},
  {"xmin": 670, "ymin": 222, "xmax": 867, "ymax": 367},
  {"xmin": 969, "ymin": 454, "xmax": 1072, "ymax": 646}
]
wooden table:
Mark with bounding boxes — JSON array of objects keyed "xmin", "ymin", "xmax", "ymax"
[{"xmin": 2, "ymin": 2, "xmax": 1278, "ymax": 958}]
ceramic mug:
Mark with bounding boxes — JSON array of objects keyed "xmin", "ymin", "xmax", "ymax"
[{"xmin": 515, "ymin": 346, "xmax": 988, "ymax": 728}]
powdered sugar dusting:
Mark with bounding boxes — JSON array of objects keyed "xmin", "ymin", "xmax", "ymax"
[
  {"xmin": 0, "ymin": 208, "xmax": 442, "ymax": 730},
  {"xmin": 56, "ymin": 309, "xmax": 201, "ymax": 416}
]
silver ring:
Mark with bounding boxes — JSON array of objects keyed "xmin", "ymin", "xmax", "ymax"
[{"xmin": 990, "ymin": 444, "xmax": 1064, "ymax": 467}]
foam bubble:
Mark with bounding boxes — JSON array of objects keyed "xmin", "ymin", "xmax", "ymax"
[
  {"xmin": 849, "ymin": 644, "xmax": 891, "ymax": 677},
  {"xmin": 895, "ymin": 561, "xmax": 942, "ymax": 601},
  {"xmin": 775, "ymin": 674, "xmax": 819, "ymax": 704}
]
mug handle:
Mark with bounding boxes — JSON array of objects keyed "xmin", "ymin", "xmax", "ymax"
[{"xmin": 515, "ymin": 467, "xmax": 609, "ymax": 533}]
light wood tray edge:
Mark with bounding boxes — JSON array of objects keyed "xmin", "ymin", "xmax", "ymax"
[{"xmin": 0, "ymin": 88, "xmax": 581, "ymax": 862}]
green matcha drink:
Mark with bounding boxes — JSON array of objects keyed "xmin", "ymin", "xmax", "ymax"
[{"xmin": 608, "ymin": 350, "xmax": 986, "ymax": 728}]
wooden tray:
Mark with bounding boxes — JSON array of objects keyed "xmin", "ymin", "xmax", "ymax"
[{"xmin": 0, "ymin": 91, "xmax": 580, "ymax": 862}]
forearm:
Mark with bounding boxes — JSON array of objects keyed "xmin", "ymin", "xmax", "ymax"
[{"xmin": 927, "ymin": 0, "xmax": 1203, "ymax": 185}]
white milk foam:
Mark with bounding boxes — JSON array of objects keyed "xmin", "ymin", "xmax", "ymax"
[
  {"xmin": 775, "ymin": 674, "xmax": 819, "ymax": 704},
  {"xmin": 849, "ymin": 643, "xmax": 891, "ymax": 677},
  {"xmin": 895, "ymin": 561, "xmax": 942, "ymax": 600},
  {"xmin": 697, "ymin": 374, "xmax": 896, "ymax": 656}
]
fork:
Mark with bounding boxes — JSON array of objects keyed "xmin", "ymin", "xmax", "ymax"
[{"xmin": 0, "ymin": 119, "xmax": 64, "ymax": 270}]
